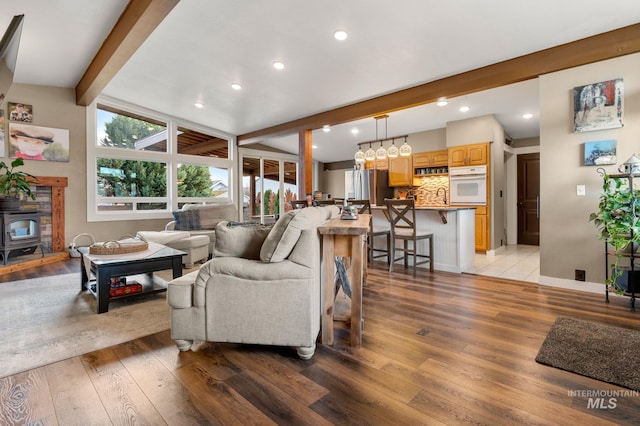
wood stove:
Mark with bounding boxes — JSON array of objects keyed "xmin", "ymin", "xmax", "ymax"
[{"xmin": 0, "ymin": 210, "xmax": 43, "ymax": 265}]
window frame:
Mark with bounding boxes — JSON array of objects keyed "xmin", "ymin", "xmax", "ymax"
[{"xmin": 87, "ymin": 96, "xmax": 236, "ymax": 222}]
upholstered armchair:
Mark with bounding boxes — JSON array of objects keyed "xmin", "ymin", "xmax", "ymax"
[{"xmin": 167, "ymin": 205, "xmax": 339, "ymax": 359}]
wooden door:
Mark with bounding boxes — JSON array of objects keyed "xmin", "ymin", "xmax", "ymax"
[{"xmin": 517, "ymin": 153, "xmax": 540, "ymax": 245}]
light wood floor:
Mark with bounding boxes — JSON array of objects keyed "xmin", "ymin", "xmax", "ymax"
[{"xmin": 1, "ymin": 259, "xmax": 639, "ymax": 425}]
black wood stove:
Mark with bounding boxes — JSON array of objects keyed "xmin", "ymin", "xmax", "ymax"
[{"xmin": 0, "ymin": 210, "xmax": 43, "ymax": 265}]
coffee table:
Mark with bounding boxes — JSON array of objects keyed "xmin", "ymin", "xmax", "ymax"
[{"xmin": 79, "ymin": 245, "xmax": 184, "ymax": 314}]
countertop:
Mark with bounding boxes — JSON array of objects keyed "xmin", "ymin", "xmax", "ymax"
[{"xmin": 371, "ymin": 205, "xmax": 476, "ymax": 211}]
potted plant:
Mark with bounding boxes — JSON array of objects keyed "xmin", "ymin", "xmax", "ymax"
[
  {"xmin": 589, "ymin": 172, "xmax": 640, "ymax": 293},
  {"xmin": 0, "ymin": 158, "xmax": 38, "ymax": 210}
]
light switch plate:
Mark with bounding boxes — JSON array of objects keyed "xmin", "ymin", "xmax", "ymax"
[{"xmin": 577, "ymin": 185, "xmax": 586, "ymax": 196}]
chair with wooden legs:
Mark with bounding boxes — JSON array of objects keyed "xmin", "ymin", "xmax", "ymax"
[
  {"xmin": 348, "ymin": 199, "xmax": 391, "ymax": 265},
  {"xmin": 384, "ymin": 199, "xmax": 434, "ymax": 275},
  {"xmin": 290, "ymin": 199, "xmax": 309, "ymax": 209},
  {"xmin": 313, "ymin": 199, "xmax": 339, "ymax": 207}
]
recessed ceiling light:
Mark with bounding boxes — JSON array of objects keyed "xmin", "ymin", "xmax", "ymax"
[
  {"xmin": 522, "ymin": 113, "xmax": 534, "ymax": 119},
  {"xmin": 272, "ymin": 61, "xmax": 285, "ymax": 70},
  {"xmin": 351, "ymin": 128, "xmax": 359, "ymax": 135},
  {"xmin": 312, "ymin": 145, "xmax": 318, "ymax": 149},
  {"xmin": 231, "ymin": 83, "xmax": 242, "ymax": 90},
  {"xmin": 322, "ymin": 125, "xmax": 331, "ymax": 132},
  {"xmin": 436, "ymin": 97, "xmax": 448, "ymax": 107},
  {"xmin": 459, "ymin": 105, "xmax": 470, "ymax": 112},
  {"xmin": 194, "ymin": 102, "xmax": 204, "ymax": 109},
  {"xmin": 334, "ymin": 30, "xmax": 348, "ymax": 41}
]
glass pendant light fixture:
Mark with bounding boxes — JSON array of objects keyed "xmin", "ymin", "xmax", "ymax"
[
  {"xmin": 375, "ymin": 115, "xmax": 388, "ymax": 160},
  {"xmin": 364, "ymin": 141, "xmax": 376, "ymax": 161},
  {"xmin": 399, "ymin": 135, "xmax": 412, "ymax": 156},
  {"xmin": 387, "ymin": 138, "xmax": 399, "ymax": 158},
  {"xmin": 354, "ymin": 145, "xmax": 366, "ymax": 164}
]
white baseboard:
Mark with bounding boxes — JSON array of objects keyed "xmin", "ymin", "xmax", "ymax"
[{"xmin": 538, "ymin": 275, "xmax": 604, "ymax": 294}]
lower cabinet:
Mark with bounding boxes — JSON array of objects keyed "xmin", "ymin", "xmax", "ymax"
[{"xmin": 475, "ymin": 213, "xmax": 488, "ymax": 251}]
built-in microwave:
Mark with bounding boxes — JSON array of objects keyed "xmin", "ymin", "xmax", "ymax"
[{"xmin": 449, "ymin": 165, "xmax": 487, "ymax": 205}]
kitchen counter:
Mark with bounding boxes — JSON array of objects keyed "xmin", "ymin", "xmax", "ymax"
[{"xmin": 371, "ymin": 206, "xmax": 475, "ymax": 273}]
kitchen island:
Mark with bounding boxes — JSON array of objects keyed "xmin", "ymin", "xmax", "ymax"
[{"xmin": 371, "ymin": 206, "xmax": 476, "ymax": 273}]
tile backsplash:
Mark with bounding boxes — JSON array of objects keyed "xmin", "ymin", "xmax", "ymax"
[{"xmin": 414, "ymin": 176, "xmax": 449, "ymax": 207}]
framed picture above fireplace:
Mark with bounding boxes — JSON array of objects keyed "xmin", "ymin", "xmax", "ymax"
[{"xmin": 8, "ymin": 123, "xmax": 70, "ymax": 162}]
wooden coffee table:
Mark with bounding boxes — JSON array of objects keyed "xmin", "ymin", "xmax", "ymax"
[{"xmin": 79, "ymin": 245, "xmax": 184, "ymax": 314}]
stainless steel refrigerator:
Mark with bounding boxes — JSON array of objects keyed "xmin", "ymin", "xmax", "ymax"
[{"xmin": 344, "ymin": 169, "xmax": 393, "ymax": 206}]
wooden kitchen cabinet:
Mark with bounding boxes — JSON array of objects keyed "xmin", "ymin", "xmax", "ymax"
[
  {"xmin": 448, "ymin": 143, "xmax": 488, "ymax": 167},
  {"xmin": 388, "ymin": 156, "xmax": 412, "ymax": 186},
  {"xmin": 364, "ymin": 157, "xmax": 388, "ymax": 170},
  {"xmin": 475, "ymin": 212, "xmax": 488, "ymax": 251},
  {"xmin": 413, "ymin": 150, "xmax": 448, "ymax": 167}
]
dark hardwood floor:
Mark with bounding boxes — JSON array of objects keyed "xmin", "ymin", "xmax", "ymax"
[{"xmin": 1, "ymin": 259, "xmax": 639, "ymax": 425}]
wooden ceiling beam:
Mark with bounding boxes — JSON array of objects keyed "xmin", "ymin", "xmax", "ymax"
[
  {"xmin": 75, "ymin": 0, "xmax": 179, "ymax": 106},
  {"xmin": 179, "ymin": 138, "xmax": 228, "ymax": 155},
  {"xmin": 237, "ymin": 23, "xmax": 640, "ymax": 144}
]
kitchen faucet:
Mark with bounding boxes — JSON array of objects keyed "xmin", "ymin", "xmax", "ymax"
[{"xmin": 436, "ymin": 187, "xmax": 448, "ymax": 204}]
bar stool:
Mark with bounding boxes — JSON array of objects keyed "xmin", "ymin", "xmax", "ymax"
[
  {"xmin": 385, "ymin": 199, "xmax": 434, "ymax": 275},
  {"xmin": 313, "ymin": 199, "xmax": 339, "ymax": 207},
  {"xmin": 290, "ymin": 199, "xmax": 309, "ymax": 209},
  {"xmin": 348, "ymin": 199, "xmax": 391, "ymax": 265}
]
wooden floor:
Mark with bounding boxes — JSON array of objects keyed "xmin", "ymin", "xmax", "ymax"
[{"xmin": 1, "ymin": 259, "xmax": 639, "ymax": 425}]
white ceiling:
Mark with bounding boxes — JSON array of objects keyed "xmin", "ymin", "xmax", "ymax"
[{"xmin": 2, "ymin": 0, "xmax": 640, "ymax": 162}]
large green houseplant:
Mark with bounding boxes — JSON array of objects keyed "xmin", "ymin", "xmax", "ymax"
[
  {"xmin": 589, "ymin": 173, "xmax": 640, "ymax": 292},
  {"xmin": 0, "ymin": 158, "xmax": 37, "ymax": 210}
]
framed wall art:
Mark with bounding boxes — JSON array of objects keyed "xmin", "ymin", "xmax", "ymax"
[
  {"xmin": 573, "ymin": 78, "xmax": 623, "ymax": 133},
  {"xmin": 0, "ymin": 110, "xmax": 4, "ymax": 157},
  {"xmin": 9, "ymin": 123, "xmax": 70, "ymax": 162},
  {"xmin": 584, "ymin": 140, "xmax": 616, "ymax": 166},
  {"xmin": 8, "ymin": 102, "xmax": 33, "ymax": 123}
]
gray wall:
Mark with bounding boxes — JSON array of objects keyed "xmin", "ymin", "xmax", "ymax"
[
  {"xmin": 1, "ymin": 83, "xmax": 168, "ymax": 248},
  {"xmin": 540, "ymin": 52, "xmax": 640, "ymax": 284}
]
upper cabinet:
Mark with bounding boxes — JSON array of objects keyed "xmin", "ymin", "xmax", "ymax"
[
  {"xmin": 412, "ymin": 149, "xmax": 448, "ymax": 167},
  {"xmin": 364, "ymin": 157, "xmax": 388, "ymax": 170},
  {"xmin": 448, "ymin": 143, "xmax": 488, "ymax": 167},
  {"xmin": 388, "ymin": 156, "xmax": 412, "ymax": 187}
]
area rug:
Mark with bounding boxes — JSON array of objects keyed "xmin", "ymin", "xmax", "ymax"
[
  {"xmin": 535, "ymin": 317, "xmax": 640, "ymax": 391},
  {"xmin": 0, "ymin": 270, "xmax": 191, "ymax": 378}
]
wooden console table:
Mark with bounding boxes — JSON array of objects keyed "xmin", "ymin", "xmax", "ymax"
[{"xmin": 318, "ymin": 214, "xmax": 370, "ymax": 346}]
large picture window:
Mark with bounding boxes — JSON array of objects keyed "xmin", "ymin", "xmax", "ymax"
[{"xmin": 87, "ymin": 98, "xmax": 234, "ymax": 222}]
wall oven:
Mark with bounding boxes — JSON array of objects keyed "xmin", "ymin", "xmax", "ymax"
[{"xmin": 449, "ymin": 165, "xmax": 487, "ymax": 205}]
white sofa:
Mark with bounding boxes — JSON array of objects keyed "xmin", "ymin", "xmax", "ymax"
[
  {"xmin": 165, "ymin": 203, "xmax": 238, "ymax": 256},
  {"xmin": 167, "ymin": 205, "xmax": 339, "ymax": 359}
]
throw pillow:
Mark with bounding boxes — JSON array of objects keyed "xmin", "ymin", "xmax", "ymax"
[
  {"xmin": 260, "ymin": 206, "xmax": 332, "ymax": 263},
  {"xmin": 259, "ymin": 209, "xmax": 301, "ymax": 263},
  {"xmin": 214, "ymin": 221, "xmax": 273, "ymax": 260},
  {"xmin": 173, "ymin": 209, "xmax": 200, "ymax": 231}
]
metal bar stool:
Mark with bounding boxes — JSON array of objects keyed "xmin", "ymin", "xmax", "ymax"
[{"xmin": 385, "ymin": 199, "xmax": 434, "ymax": 275}]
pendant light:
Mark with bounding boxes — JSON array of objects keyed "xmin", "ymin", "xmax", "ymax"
[
  {"xmin": 375, "ymin": 115, "xmax": 388, "ymax": 160},
  {"xmin": 364, "ymin": 141, "xmax": 376, "ymax": 161},
  {"xmin": 399, "ymin": 135, "xmax": 412, "ymax": 156},
  {"xmin": 387, "ymin": 138, "xmax": 399, "ymax": 158},
  {"xmin": 354, "ymin": 146, "xmax": 366, "ymax": 164}
]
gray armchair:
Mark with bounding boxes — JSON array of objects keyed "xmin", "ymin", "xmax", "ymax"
[{"xmin": 167, "ymin": 205, "xmax": 339, "ymax": 359}]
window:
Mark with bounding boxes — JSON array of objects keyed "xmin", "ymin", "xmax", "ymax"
[{"xmin": 87, "ymin": 98, "xmax": 234, "ymax": 222}]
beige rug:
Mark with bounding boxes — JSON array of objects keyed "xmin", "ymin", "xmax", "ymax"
[{"xmin": 0, "ymin": 269, "xmax": 193, "ymax": 378}]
